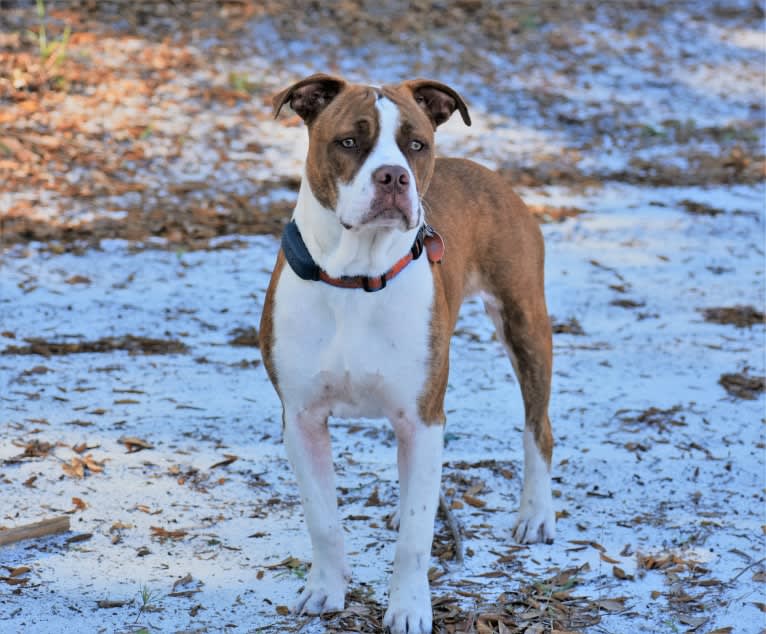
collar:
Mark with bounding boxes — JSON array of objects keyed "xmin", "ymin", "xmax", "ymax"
[{"xmin": 281, "ymin": 221, "xmax": 445, "ymax": 292}]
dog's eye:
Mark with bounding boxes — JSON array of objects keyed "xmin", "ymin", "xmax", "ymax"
[
  {"xmin": 339, "ymin": 138, "xmax": 357, "ymax": 149},
  {"xmin": 409, "ymin": 140, "xmax": 424, "ymax": 151}
]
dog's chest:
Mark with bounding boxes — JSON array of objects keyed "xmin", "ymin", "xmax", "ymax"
[{"xmin": 271, "ymin": 258, "xmax": 434, "ymax": 419}]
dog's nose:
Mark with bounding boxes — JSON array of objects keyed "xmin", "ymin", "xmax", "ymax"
[{"xmin": 373, "ymin": 165, "xmax": 409, "ymax": 189}]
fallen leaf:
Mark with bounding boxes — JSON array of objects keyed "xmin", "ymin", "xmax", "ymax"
[
  {"xmin": 65, "ymin": 275, "xmax": 91, "ymax": 285},
  {"xmin": 172, "ymin": 573, "xmax": 194, "ymax": 592},
  {"xmin": 210, "ymin": 454, "xmax": 238, "ymax": 469},
  {"xmin": 119, "ymin": 436, "xmax": 154, "ymax": 453},
  {"xmin": 263, "ymin": 556, "xmax": 304, "ymax": 570},
  {"xmin": 150, "ymin": 526, "xmax": 187, "ymax": 542},
  {"xmin": 7, "ymin": 566, "xmax": 30, "ymax": 577},
  {"xmin": 71, "ymin": 497, "xmax": 87, "ymax": 511},
  {"xmin": 62, "ymin": 458, "xmax": 85, "ymax": 479},
  {"xmin": 463, "ymin": 494, "xmax": 487, "ymax": 508},
  {"xmin": 65, "ymin": 533, "xmax": 92, "ymax": 545}
]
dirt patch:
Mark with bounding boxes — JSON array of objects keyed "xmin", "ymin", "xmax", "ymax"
[
  {"xmin": 702, "ymin": 306, "xmax": 765, "ymax": 328},
  {"xmin": 2, "ymin": 335, "xmax": 188, "ymax": 356},
  {"xmin": 615, "ymin": 405, "xmax": 687, "ymax": 433},
  {"xmin": 719, "ymin": 372, "xmax": 765, "ymax": 400},
  {"xmin": 551, "ymin": 317, "xmax": 585, "ymax": 335},
  {"xmin": 680, "ymin": 199, "xmax": 725, "ymax": 217},
  {"xmin": 610, "ymin": 299, "xmax": 646, "ymax": 309},
  {"xmin": 228, "ymin": 326, "xmax": 260, "ymax": 347}
]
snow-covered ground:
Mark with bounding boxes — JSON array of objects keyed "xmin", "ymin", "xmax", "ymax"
[{"xmin": 1, "ymin": 181, "xmax": 764, "ymax": 633}]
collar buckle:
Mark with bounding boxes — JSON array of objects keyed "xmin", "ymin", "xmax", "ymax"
[{"xmin": 362, "ymin": 274, "xmax": 387, "ymax": 292}]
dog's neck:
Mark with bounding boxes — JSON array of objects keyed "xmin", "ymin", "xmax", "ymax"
[{"xmin": 292, "ymin": 174, "xmax": 422, "ymax": 279}]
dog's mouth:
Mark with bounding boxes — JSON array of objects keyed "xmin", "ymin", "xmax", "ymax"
[{"xmin": 355, "ymin": 194, "xmax": 416, "ymax": 230}]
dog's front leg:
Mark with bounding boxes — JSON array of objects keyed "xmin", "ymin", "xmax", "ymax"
[
  {"xmin": 283, "ymin": 407, "xmax": 347, "ymax": 614},
  {"xmin": 384, "ymin": 417, "xmax": 443, "ymax": 634}
]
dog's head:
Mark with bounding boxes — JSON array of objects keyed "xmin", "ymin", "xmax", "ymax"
[{"xmin": 273, "ymin": 74, "xmax": 471, "ymax": 232}]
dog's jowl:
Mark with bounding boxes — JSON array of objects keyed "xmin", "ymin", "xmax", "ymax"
[{"xmin": 259, "ymin": 73, "xmax": 555, "ymax": 634}]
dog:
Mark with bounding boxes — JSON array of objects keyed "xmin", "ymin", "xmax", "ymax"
[{"xmin": 259, "ymin": 73, "xmax": 555, "ymax": 634}]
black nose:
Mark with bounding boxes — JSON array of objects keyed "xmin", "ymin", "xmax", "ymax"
[{"xmin": 372, "ymin": 165, "xmax": 409, "ymax": 189}]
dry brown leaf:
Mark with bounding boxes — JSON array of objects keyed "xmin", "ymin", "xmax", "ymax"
[
  {"xmin": 263, "ymin": 556, "xmax": 304, "ymax": 570},
  {"xmin": 65, "ymin": 532, "xmax": 92, "ymax": 545},
  {"xmin": 463, "ymin": 494, "xmax": 487, "ymax": 508},
  {"xmin": 8, "ymin": 566, "xmax": 30, "ymax": 578},
  {"xmin": 150, "ymin": 526, "xmax": 187, "ymax": 542},
  {"xmin": 82, "ymin": 454, "xmax": 104, "ymax": 473},
  {"xmin": 71, "ymin": 497, "xmax": 87, "ymax": 511},
  {"xmin": 600, "ymin": 552, "xmax": 621, "ymax": 564},
  {"xmin": 210, "ymin": 454, "xmax": 238, "ymax": 469},
  {"xmin": 172, "ymin": 573, "xmax": 193, "ymax": 592},
  {"xmin": 62, "ymin": 458, "xmax": 85, "ymax": 479},
  {"xmin": 119, "ymin": 436, "xmax": 154, "ymax": 453},
  {"xmin": 65, "ymin": 275, "xmax": 91, "ymax": 285}
]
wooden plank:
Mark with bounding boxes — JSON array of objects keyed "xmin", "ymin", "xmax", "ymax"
[{"xmin": 0, "ymin": 516, "xmax": 70, "ymax": 547}]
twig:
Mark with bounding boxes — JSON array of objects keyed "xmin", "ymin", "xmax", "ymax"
[
  {"xmin": 439, "ymin": 490, "xmax": 464, "ymax": 565},
  {"xmin": 0, "ymin": 516, "xmax": 70, "ymax": 547},
  {"xmin": 728, "ymin": 556, "xmax": 766, "ymax": 584}
]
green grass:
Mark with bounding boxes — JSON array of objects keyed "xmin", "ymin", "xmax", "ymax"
[{"xmin": 28, "ymin": 0, "xmax": 71, "ymax": 67}]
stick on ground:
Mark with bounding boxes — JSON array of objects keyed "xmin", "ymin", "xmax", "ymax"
[
  {"xmin": 439, "ymin": 490, "xmax": 464, "ymax": 565},
  {"xmin": 0, "ymin": 516, "xmax": 70, "ymax": 547}
]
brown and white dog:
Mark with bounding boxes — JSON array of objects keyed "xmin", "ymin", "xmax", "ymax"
[{"xmin": 259, "ymin": 73, "xmax": 555, "ymax": 634}]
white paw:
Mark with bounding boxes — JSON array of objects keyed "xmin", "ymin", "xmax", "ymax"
[
  {"xmin": 383, "ymin": 577, "xmax": 431, "ymax": 634},
  {"xmin": 292, "ymin": 567, "xmax": 346, "ymax": 615},
  {"xmin": 513, "ymin": 496, "xmax": 556, "ymax": 544}
]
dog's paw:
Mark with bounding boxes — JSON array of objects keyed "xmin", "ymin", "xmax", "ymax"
[
  {"xmin": 383, "ymin": 577, "xmax": 431, "ymax": 634},
  {"xmin": 513, "ymin": 497, "xmax": 556, "ymax": 544},
  {"xmin": 292, "ymin": 569, "xmax": 346, "ymax": 615}
]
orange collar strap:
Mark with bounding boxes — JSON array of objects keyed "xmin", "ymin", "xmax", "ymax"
[
  {"xmin": 281, "ymin": 220, "xmax": 444, "ymax": 293},
  {"xmin": 318, "ymin": 224, "xmax": 445, "ymax": 292}
]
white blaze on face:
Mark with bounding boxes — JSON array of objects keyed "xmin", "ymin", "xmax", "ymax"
[{"xmin": 336, "ymin": 96, "xmax": 418, "ymax": 230}]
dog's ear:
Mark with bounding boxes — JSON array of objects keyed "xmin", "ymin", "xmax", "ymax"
[
  {"xmin": 401, "ymin": 79, "xmax": 471, "ymax": 128},
  {"xmin": 272, "ymin": 73, "xmax": 347, "ymax": 125}
]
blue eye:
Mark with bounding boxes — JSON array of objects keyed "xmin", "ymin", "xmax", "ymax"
[
  {"xmin": 409, "ymin": 140, "xmax": 424, "ymax": 151},
  {"xmin": 340, "ymin": 138, "xmax": 357, "ymax": 149}
]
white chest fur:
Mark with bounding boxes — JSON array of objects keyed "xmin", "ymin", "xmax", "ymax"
[{"xmin": 271, "ymin": 255, "xmax": 434, "ymax": 421}]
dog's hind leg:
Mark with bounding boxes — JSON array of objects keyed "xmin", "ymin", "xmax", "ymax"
[
  {"xmin": 484, "ymin": 289, "xmax": 555, "ymax": 544},
  {"xmin": 283, "ymin": 406, "xmax": 348, "ymax": 614}
]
